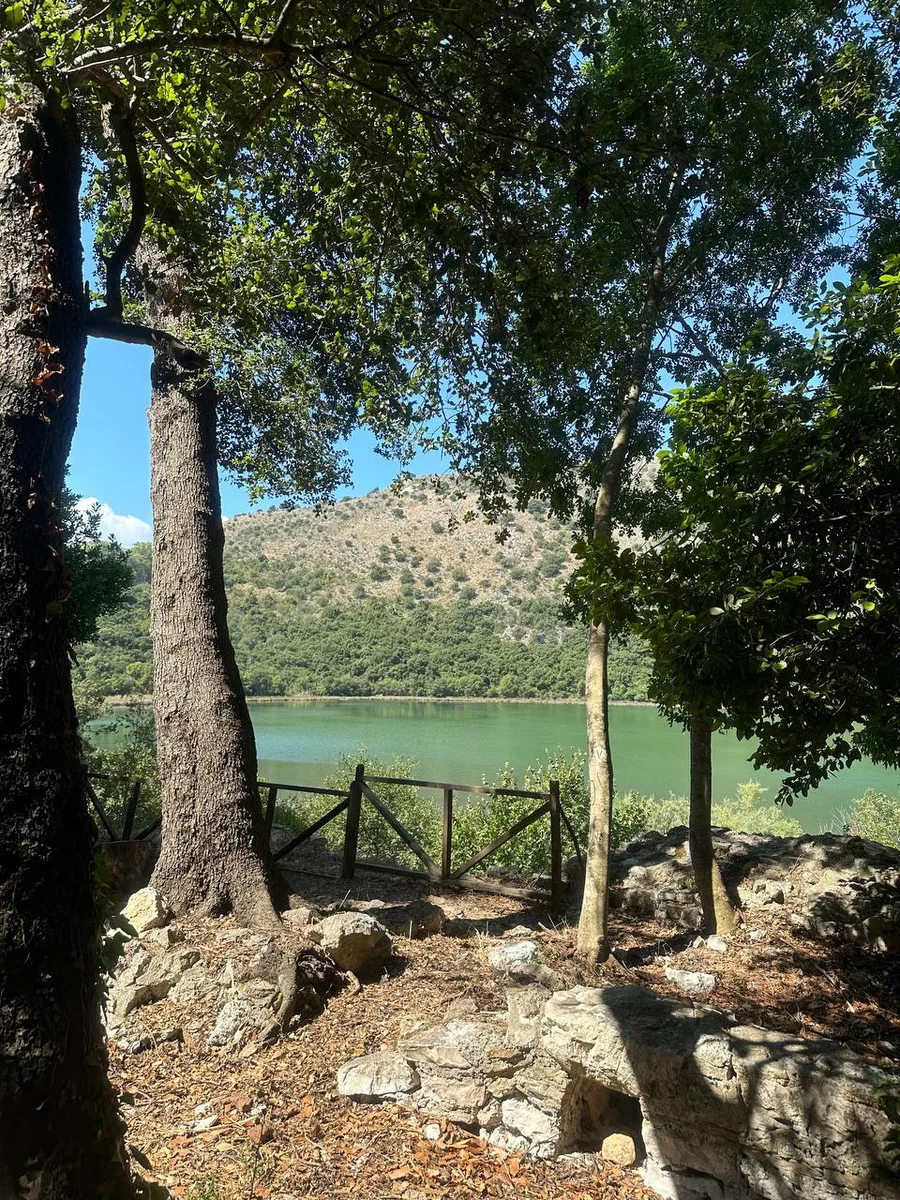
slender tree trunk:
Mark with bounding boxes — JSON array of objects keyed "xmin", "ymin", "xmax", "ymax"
[
  {"xmin": 0, "ymin": 92, "xmax": 132, "ymax": 1198},
  {"xmin": 147, "ymin": 346, "xmax": 282, "ymax": 925},
  {"xmin": 576, "ymin": 177, "xmax": 682, "ymax": 963},
  {"xmin": 689, "ymin": 715, "xmax": 737, "ymax": 936}
]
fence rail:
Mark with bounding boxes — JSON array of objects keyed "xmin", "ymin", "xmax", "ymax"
[{"xmin": 89, "ymin": 763, "xmax": 580, "ymax": 911}]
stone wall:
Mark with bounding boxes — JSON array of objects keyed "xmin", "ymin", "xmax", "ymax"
[{"xmin": 338, "ymin": 983, "xmax": 899, "ymax": 1200}]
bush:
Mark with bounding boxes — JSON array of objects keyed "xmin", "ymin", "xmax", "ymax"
[{"xmin": 840, "ymin": 789, "xmax": 900, "ymax": 849}]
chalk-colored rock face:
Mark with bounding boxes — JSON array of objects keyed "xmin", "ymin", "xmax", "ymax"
[
  {"xmin": 308, "ymin": 912, "xmax": 392, "ymax": 973},
  {"xmin": 121, "ymin": 886, "xmax": 169, "ymax": 934},
  {"xmin": 337, "ymin": 982, "xmax": 900, "ymax": 1200}
]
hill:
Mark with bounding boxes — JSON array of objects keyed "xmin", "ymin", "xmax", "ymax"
[{"xmin": 77, "ymin": 476, "xmax": 651, "ymax": 700}]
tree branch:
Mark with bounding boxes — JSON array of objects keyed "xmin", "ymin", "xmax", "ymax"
[
  {"xmin": 86, "ymin": 310, "xmax": 208, "ymax": 370},
  {"xmin": 673, "ymin": 309, "xmax": 729, "ymax": 383},
  {"xmin": 100, "ymin": 95, "xmax": 147, "ymax": 318}
]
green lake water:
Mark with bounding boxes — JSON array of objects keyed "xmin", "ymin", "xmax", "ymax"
[{"xmin": 249, "ymin": 698, "xmax": 900, "ymax": 834}]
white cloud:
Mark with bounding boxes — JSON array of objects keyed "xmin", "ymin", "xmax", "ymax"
[{"xmin": 76, "ymin": 497, "xmax": 152, "ymax": 548}]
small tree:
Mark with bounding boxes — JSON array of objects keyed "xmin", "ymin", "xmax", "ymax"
[{"xmin": 573, "ymin": 260, "xmax": 900, "ymax": 930}]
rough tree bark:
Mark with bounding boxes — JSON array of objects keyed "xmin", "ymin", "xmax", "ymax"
[
  {"xmin": 689, "ymin": 715, "xmax": 738, "ymax": 936},
  {"xmin": 577, "ymin": 176, "xmax": 682, "ymax": 964},
  {"xmin": 145, "ymin": 261, "xmax": 281, "ymax": 924},
  {"xmin": 0, "ymin": 91, "xmax": 133, "ymax": 1198}
]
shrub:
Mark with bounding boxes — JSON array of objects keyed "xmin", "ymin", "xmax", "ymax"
[
  {"xmin": 840, "ymin": 789, "xmax": 900, "ymax": 849},
  {"xmin": 369, "ymin": 564, "xmax": 390, "ymax": 581}
]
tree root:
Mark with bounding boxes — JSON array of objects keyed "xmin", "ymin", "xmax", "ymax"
[{"xmin": 259, "ymin": 948, "xmax": 345, "ymax": 1046}]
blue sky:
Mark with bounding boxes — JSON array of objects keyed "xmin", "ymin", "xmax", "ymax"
[{"xmin": 68, "ymin": 335, "xmax": 449, "ymax": 545}]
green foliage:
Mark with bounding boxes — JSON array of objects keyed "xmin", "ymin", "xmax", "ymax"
[
  {"xmin": 78, "ymin": 570, "xmax": 652, "ymax": 701},
  {"xmin": 841, "ymin": 789, "xmax": 900, "ymax": 849},
  {"xmin": 82, "ymin": 706, "xmax": 160, "ymax": 836},
  {"xmin": 61, "ymin": 486, "xmax": 132, "ymax": 645},
  {"xmin": 276, "ymin": 750, "xmax": 441, "ymax": 869},
  {"xmin": 573, "ymin": 262, "xmax": 900, "ymax": 800}
]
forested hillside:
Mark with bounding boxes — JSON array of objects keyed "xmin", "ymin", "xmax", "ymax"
[{"xmin": 78, "ymin": 476, "xmax": 651, "ymax": 699}]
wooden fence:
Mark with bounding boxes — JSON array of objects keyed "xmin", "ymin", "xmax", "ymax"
[{"xmin": 90, "ymin": 764, "xmax": 581, "ymax": 911}]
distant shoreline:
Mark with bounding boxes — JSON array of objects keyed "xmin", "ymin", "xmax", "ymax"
[{"xmin": 104, "ymin": 693, "xmax": 656, "ymax": 708}]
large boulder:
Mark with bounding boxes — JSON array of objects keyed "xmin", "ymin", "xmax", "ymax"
[{"xmin": 308, "ymin": 912, "xmax": 392, "ymax": 974}]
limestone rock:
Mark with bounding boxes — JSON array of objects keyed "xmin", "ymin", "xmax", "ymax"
[
  {"xmin": 282, "ymin": 906, "xmax": 316, "ymax": 929},
  {"xmin": 601, "ymin": 1132, "xmax": 636, "ymax": 1168},
  {"xmin": 664, "ymin": 967, "xmax": 717, "ymax": 997},
  {"xmin": 418, "ymin": 1073, "xmax": 486, "ymax": 1123},
  {"xmin": 506, "ymin": 985, "xmax": 549, "ymax": 1048},
  {"xmin": 400, "ymin": 1020, "xmax": 500, "ymax": 1072},
  {"xmin": 107, "ymin": 944, "xmax": 200, "ymax": 1027},
  {"xmin": 337, "ymin": 1051, "xmax": 420, "ymax": 1100},
  {"xmin": 308, "ymin": 912, "xmax": 392, "ymax": 973},
  {"xmin": 488, "ymin": 940, "xmax": 540, "ymax": 978},
  {"xmin": 207, "ymin": 999, "xmax": 250, "ymax": 1047},
  {"xmin": 121, "ymin": 887, "xmax": 169, "ymax": 935},
  {"xmin": 500, "ymin": 1098, "xmax": 558, "ymax": 1149}
]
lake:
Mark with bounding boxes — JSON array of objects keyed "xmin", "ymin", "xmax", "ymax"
[{"xmin": 248, "ymin": 698, "xmax": 900, "ymax": 834}]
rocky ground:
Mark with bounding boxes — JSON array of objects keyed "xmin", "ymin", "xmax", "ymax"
[{"xmin": 107, "ymin": 830, "xmax": 900, "ymax": 1198}]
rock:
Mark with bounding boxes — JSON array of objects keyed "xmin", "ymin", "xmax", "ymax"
[
  {"xmin": 705, "ymin": 934, "xmax": 728, "ymax": 953},
  {"xmin": 308, "ymin": 912, "xmax": 392, "ymax": 973},
  {"xmin": 664, "ymin": 968, "xmax": 717, "ymax": 997},
  {"xmin": 106, "ymin": 945, "xmax": 200, "ymax": 1027},
  {"xmin": 423, "ymin": 1122, "xmax": 442, "ymax": 1141},
  {"xmin": 376, "ymin": 900, "xmax": 446, "ymax": 939},
  {"xmin": 121, "ymin": 887, "xmax": 169, "ymax": 935},
  {"xmin": 601, "ymin": 1132, "xmax": 636, "ymax": 1168},
  {"xmin": 505, "ymin": 924, "xmax": 535, "ymax": 938},
  {"xmin": 282, "ymin": 906, "xmax": 316, "ymax": 929},
  {"xmin": 141, "ymin": 926, "xmax": 184, "ymax": 950},
  {"xmin": 488, "ymin": 940, "xmax": 540, "ymax": 978},
  {"xmin": 400, "ymin": 1020, "xmax": 500, "ymax": 1071},
  {"xmin": 748, "ymin": 929, "xmax": 765, "ymax": 943},
  {"xmin": 500, "ymin": 1098, "xmax": 558, "ymax": 1149},
  {"xmin": 207, "ymin": 999, "xmax": 251, "ymax": 1047},
  {"xmin": 186, "ymin": 1115, "xmax": 219, "ymax": 1133},
  {"xmin": 446, "ymin": 997, "xmax": 479, "ymax": 1019},
  {"xmin": 506, "ymin": 986, "xmax": 549, "ymax": 1049},
  {"xmin": 336, "ymin": 1052, "xmax": 420, "ymax": 1101},
  {"xmin": 418, "ymin": 1074, "xmax": 486, "ymax": 1123},
  {"xmin": 214, "ymin": 927, "xmax": 271, "ymax": 948}
]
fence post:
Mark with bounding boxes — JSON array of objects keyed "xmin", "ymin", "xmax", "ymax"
[
  {"xmin": 121, "ymin": 778, "xmax": 141, "ymax": 841},
  {"xmin": 442, "ymin": 788, "xmax": 453, "ymax": 880},
  {"xmin": 342, "ymin": 763, "xmax": 364, "ymax": 879},
  {"xmin": 264, "ymin": 784, "xmax": 278, "ymax": 842},
  {"xmin": 549, "ymin": 779, "xmax": 562, "ymax": 913}
]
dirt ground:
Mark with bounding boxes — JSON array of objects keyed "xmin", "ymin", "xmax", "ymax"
[{"xmin": 113, "ymin": 866, "xmax": 900, "ymax": 1199}]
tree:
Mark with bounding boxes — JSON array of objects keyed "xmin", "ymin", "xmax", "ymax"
[
  {"xmin": 0, "ymin": 5, "xmax": 585, "ymax": 1183},
  {"xmin": 573, "ymin": 258, "xmax": 900, "ymax": 930},
  {"xmin": 61, "ymin": 485, "xmax": 132, "ymax": 645},
  {"xmin": 426, "ymin": 0, "xmax": 873, "ymax": 959}
]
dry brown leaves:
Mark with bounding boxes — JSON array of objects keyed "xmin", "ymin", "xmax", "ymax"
[{"xmin": 113, "ymin": 873, "xmax": 898, "ymax": 1199}]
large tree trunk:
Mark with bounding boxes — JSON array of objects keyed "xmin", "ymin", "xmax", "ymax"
[
  {"xmin": 0, "ymin": 92, "xmax": 132, "ymax": 1198},
  {"xmin": 689, "ymin": 715, "xmax": 737, "ymax": 936},
  {"xmin": 148, "ymin": 348, "xmax": 281, "ymax": 925}
]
